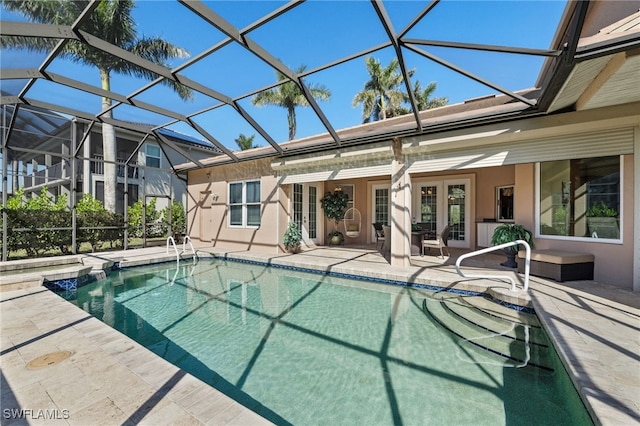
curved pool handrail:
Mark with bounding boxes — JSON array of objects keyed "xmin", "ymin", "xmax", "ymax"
[
  {"xmin": 182, "ymin": 235, "xmax": 197, "ymax": 261},
  {"xmin": 455, "ymin": 240, "xmax": 530, "ymax": 292},
  {"xmin": 166, "ymin": 236, "xmax": 179, "ymax": 263}
]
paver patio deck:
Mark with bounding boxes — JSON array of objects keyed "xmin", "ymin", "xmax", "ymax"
[{"xmin": 1, "ymin": 244, "xmax": 638, "ymax": 425}]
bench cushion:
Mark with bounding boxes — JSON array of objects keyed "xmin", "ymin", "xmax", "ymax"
[{"xmin": 517, "ymin": 249, "xmax": 594, "ymax": 265}]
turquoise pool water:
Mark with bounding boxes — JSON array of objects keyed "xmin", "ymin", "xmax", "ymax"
[{"xmin": 66, "ymin": 259, "xmax": 592, "ymax": 425}]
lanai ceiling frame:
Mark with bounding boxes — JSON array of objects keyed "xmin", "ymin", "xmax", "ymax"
[{"xmin": 1, "ymin": 0, "xmax": 603, "ymax": 169}]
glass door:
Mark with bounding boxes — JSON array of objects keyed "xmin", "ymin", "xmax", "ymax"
[
  {"xmin": 416, "ymin": 182, "xmax": 441, "ymax": 238},
  {"xmin": 293, "ymin": 183, "xmax": 321, "ymax": 246},
  {"xmin": 444, "ymin": 179, "xmax": 469, "ymax": 248},
  {"xmin": 414, "ymin": 179, "xmax": 470, "ymax": 248},
  {"xmin": 371, "ymin": 184, "xmax": 390, "ymax": 243}
]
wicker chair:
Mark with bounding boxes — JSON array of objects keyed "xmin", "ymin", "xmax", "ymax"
[{"xmin": 344, "ymin": 208, "xmax": 361, "ymax": 238}]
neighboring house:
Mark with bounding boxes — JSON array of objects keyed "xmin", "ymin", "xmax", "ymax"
[
  {"xmin": 81, "ymin": 123, "xmax": 220, "ymax": 213},
  {"xmin": 180, "ymin": 4, "xmax": 640, "ymax": 289},
  {"xmin": 2, "ymin": 104, "xmax": 220, "ymax": 214}
]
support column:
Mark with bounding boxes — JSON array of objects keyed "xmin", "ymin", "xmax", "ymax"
[
  {"xmin": 634, "ymin": 126, "xmax": 639, "ymax": 291},
  {"xmin": 83, "ymin": 130, "xmax": 91, "ymax": 194},
  {"xmin": 60, "ymin": 142, "xmax": 70, "ymax": 199},
  {"xmin": 45, "ymin": 154, "xmax": 52, "ymax": 185},
  {"xmin": 390, "ymin": 138, "xmax": 412, "ymax": 267},
  {"xmin": 30, "ymin": 159, "xmax": 37, "ymax": 187},
  {"xmin": 2, "ymin": 137, "xmax": 8, "ymax": 262},
  {"xmin": 123, "ymin": 161, "xmax": 128, "ymax": 250},
  {"xmin": 11, "ymin": 160, "xmax": 18, "ymax": 194},
  {"xmin": 71, "ymin": 121, "xmax": 78, "ymax": 254}
]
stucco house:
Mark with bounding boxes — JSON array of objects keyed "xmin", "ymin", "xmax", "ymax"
[{"xmin": 179, "ymin": 3, "xmax": 640, "ymax": 290}]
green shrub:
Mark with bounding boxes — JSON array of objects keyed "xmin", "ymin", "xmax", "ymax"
[
  {"xmin": 283, "ymin": 222, "xmax": 302, "ymax": 252},
  {"xmin": 77, "ymin": 194, "xmax": 123, "ymax": 252},
  {"xmin": 161, "ymin": 200, "xmax": 186, "ymax": 236},
  {"xmin": 127, "ymin": 198, "xmax": 161, "ymax": 238}
]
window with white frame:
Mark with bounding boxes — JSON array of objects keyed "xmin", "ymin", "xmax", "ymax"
[
  {"xmin": 229, "ymin": 180, "xmax": 261, "ymax": 227},
  {"xmin": 335, "ymin": 183, "xmax": 354, "ymax": 210},
  {"xmin": 146, "ymin": 144, "xmax": 161, "ymax": 168},
  {"xmin": 538, "ymin": 156, "xmax": 621, "ymax": 240}
]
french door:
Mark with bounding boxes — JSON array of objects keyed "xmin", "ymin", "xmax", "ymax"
[
  {"xmin": 293, "ymin": 183, "xmax": 322, "ymax": 246},
  {"xmin": 414, "ymin": 179, "xmax": 470, "ymax": 248},
  {"xmin": 371, "ymin": 184, "xmax": 390, "ymax": 243}
]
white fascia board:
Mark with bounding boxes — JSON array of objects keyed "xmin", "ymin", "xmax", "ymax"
[{"xmin": 403, "ymin": 102, "xmax": 640, "ymax": 155}]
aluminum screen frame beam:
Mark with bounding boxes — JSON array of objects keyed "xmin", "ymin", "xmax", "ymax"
[
  {"xmin": 404, "ymin": 44, "xmax": 537, "ymax": 107},
  {"xmin": 179, "ymin": 0, "xmax": 342, "ymax": 147},
  {"xmin": 371, "ymin": 0, "xmax": 421, "ymax": 130}
]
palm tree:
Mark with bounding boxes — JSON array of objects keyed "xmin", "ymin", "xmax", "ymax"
[
  {"xmin": 1, "ymin": 0, "xmax": 191, "ymax": 212},
  {"xmin": 413, "ymin": 80, "xmax": 448, "ymax": 111},
  {"xmin": 252, "ymin": 65, "xmax": 331, "ymax": 141},
  {"xmin": 352, "ymin": 56, "xmax": 413, "ymax": 123},
  {"xmin": 390, "ymin": 80, "xmax": 449, "ymax": 117},
  {"xmin": 234, "ymin": 133, "xmax": 257, "ymax": 150}
]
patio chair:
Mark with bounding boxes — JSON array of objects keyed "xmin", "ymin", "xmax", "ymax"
[
  {"xmin": 372, "ymin": 222, "xmax": 386, "ymax": 249},
  {"xmin": 422, "ymin": 225, "xmax": 450, "ymax": 258}
]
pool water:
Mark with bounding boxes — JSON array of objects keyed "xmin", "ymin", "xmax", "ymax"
[{"xmin": 65, "ymin": 259, "xmax": 592, "ymax": 425}]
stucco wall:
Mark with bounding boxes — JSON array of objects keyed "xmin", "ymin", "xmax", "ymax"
[
  {"xmin": 186, "ymin": 158, "xmax": 285, "ymax": 254},
  {"xmin": 475, "ymin": 166, "xmax": 515, "ymax": 221}
]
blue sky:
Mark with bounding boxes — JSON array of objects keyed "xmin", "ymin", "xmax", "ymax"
[{"xmin": 1, "ymin": 0, "xmax": 568, "ymax": 150}]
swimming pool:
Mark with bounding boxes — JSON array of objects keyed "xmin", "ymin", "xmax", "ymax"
[{"xmin": 65, "ymin": 258, "xmax": 592, "ymax": 425}]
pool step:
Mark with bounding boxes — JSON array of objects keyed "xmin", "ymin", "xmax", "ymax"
[
  {"xmin": 450, "ymin": 294, "xmax": 541, "ymax": 328},
  {"xmin": 423, "ymin": 296, "xmax": 554, "ymax": 371},
  {"xmin": 443, "ymin": 297, "xmax": 548, "ymax": 346}
]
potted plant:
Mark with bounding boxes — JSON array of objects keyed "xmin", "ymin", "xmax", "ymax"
[
  {"xmin": 327, "ymin": 230, "xmax": 344, "ymax": 246},
  {"xmin": 320, "ymin": 190, "xmax": 349, "ymax": 245},
  {"xmin": 586, "ymin": 201, "xmax": 619, "ymax": 238},
  {"xmin": 283, "ymin": 222, "xmax": 302, "ymax": 253},
  {"xmin": 490, "ymin": 223, "xmax": 534, "ymax": 268}
]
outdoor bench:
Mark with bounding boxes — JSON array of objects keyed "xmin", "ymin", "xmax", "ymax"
[{"xmin": 517, "ymin": 249, "xmax": 594, "ymax": 282}]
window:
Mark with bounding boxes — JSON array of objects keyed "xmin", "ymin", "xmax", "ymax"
[
  {"xmin": 420, "ymin": 185, "xmax": 437, "ymax": 226},
  {"xmin": 229, "ymin": 180, "xmax": 261, "ymax": 227},
  {"xmin": 496, "ymin": 185, "xmax": 514, "ymax": 221},
  {"xmin": 335, "ymin": 183, "xmax": 354, "ymax": 210},
  {"xmin": 293, "ymin": 183, "xmax": 303, "ymax": 231},
  {"xmin": 146, "ymin": 144, "xmax": 161, "ymax": 168},
  {"xmin": 538, "ymin": 156, "xmax": 620, "ymax": 240}
]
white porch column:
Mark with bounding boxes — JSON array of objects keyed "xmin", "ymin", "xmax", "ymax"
[
  {"xmin": 83, "ymin": 130, "xmax": 91, "ymax": 194},
  {"xmin": 390, "ymin": 138, "xmax": 412, "ymax": 267},
  {"xmin": 634, "ymin": 126, "xmax": 639, "ymax": 291}
]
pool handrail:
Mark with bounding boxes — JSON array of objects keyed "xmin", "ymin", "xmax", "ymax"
[
  {"xmin": 455, "ymin": 240, "xmax": 531, "ymax": 292},
  {"xmin": 182, "ymin": 235, "xmax": 197, "ymax": 259},
  {"xmin": 166, "ymin": 236, "xmax": 179, "ymax": 263}
]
